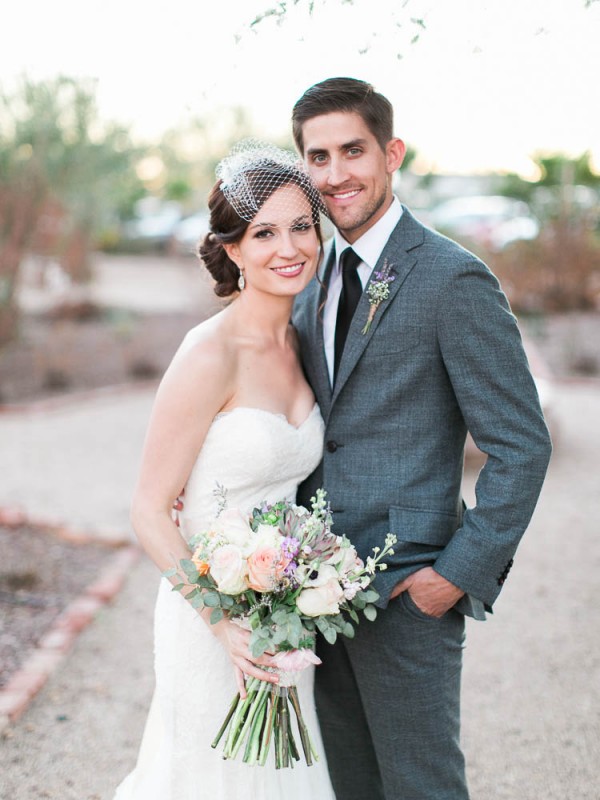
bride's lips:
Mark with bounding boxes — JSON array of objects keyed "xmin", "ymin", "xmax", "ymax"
[{"xmin": 270, "ymin": 262, "xmax": 305, "ymax": 278}]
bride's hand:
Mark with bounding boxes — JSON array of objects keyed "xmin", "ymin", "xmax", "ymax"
[{"xmin": 211, "ymin": 618, "xmax": 279, "ymax": 698}]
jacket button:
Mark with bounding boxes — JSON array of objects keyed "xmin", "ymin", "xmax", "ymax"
[{"xmin": 326, "ymin": 440, "xmax": 338, "ymax": 453}]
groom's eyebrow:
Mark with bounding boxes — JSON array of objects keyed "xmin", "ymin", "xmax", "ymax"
[{"xmin": 306, "ymin": 138, "xmax": 367, "ymax": 157}]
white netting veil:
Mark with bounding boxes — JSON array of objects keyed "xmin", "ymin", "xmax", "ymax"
[{"xmin": 215, "ymin": 139, "xmax": 328, "ymax": 224}]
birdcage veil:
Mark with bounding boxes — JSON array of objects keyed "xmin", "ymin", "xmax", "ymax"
[{"xmin": 215, "ymin": 139, "xmax": 328, "ymax": 224}]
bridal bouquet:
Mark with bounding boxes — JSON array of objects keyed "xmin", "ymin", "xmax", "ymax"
[{"xmin": 165, "ymin": 487, "xmax": 396, "ymax": 769}]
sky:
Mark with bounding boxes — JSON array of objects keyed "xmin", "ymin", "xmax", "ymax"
[{"xmin": 2, "ymin": 0, "xmax": 599, "ymax": 177}]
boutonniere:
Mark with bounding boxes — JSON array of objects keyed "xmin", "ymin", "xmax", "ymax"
[{"xmin": 361, "ymin": 260, "xmax": 396, "ymax": 334}]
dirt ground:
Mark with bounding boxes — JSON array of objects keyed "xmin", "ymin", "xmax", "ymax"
[{"xmin": 0, "ymin": 526, "xmax": 117, "ymax": 687}]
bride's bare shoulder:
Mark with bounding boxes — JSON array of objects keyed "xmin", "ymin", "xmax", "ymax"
[{"xmin": 159, "ymin": 310, "xmax": 236, "ymax": 398}]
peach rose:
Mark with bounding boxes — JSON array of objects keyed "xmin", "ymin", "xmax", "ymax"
[
  {"xmin": 210, "ymin": 544, "xmax": 247, "ymax": 595},
  {"xmin": 247, "ymin": 545, "xmax": 287, "ymax": 593}
]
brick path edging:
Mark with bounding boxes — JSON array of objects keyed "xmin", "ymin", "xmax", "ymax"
[{"xmin": 0, "ymin": 538, "xmax": 142, "ymax": 734}]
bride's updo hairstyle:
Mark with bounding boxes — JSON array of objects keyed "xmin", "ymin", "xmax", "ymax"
[{"xmin": 198, "ymin": 140, "xmax": 328, "ymax": 298}]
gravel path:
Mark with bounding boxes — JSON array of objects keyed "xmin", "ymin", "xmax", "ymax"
[
  {"xmin": 0, "ymin": 389, "xmax": 155, "ymax": 535},
  {"xmin": 0, "ymin": 381, "xmax": 599, "ymax": 799}
]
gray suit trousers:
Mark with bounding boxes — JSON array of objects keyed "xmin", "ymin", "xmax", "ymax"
[{"xmin": 315, "ymin": 593, "xmax": 469, "ymax": 800}]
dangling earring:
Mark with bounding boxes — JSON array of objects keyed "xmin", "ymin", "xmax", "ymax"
[{"xmin": 237, "ymin": 269, "xmax": 246, "ymax": 291}]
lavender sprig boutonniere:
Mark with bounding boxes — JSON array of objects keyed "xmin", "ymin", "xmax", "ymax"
[{"xmin": 361, "ymin": 260, "xmax": 395, "ymax": 334}]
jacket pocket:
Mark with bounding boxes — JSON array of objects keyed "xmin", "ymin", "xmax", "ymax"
[
  {"xmin": 389, "ymin": 505, "xmax": 459, "ymax": 546},
  {"xmin": 384, "ymin": 505, "xmax": 459, "ymax": 573}
]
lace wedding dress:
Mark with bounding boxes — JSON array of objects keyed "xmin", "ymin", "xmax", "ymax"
[{"xmin": 114, "ymin": 404, "xmax": 336, "ymax": 800}]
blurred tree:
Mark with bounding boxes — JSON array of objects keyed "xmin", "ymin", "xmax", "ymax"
[
  {"xmin": 150, "ymin": 106, "xmax": 269, "ymax": 213},
  {"xmin": 0, "ymin": 75, "xmax": 144, "ymax": 343},
  {"xmin": 489, "ymin": 152, "xmax": 600, "ymax": 313}
]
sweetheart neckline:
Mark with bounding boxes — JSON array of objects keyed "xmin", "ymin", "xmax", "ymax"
[{"xmin": 212, "ymin": 402, "xmax": 320, "ymax": 431}]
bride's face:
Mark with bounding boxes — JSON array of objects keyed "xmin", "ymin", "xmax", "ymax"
[{"xmin": 226, "ymin": 184, "xmax": 320, "ymax": 297}]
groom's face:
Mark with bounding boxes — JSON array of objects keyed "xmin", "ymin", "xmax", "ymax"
[{"xmin": 300, "ymin": 111, "xmax": 405, "ymax": 244}]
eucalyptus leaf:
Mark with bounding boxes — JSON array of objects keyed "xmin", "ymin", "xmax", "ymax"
[
  {"xmin": 271, "ymin": 609, "xmax": 290, "ymax": 625},
  {"xmin": 251, "ymin": 638, "xmax": 271, "ymax": 658},
  {"xmin": 363, "ymin": 604, "xmax": 378, "ymax": 621},
  {"xmin": 162, "ymin": 567, "xmax": 178, "ymax": 578},
  {"xmin": 203, "ymin": 592, "xmax": 221, "ymax": 607},
  {"xmin": 181, "ymin": 560, "xmax": 200, "ymax": 582},
  {"xmin": 363, "ymin": 589, "xmax": 380, "ymax": 603},
  {"xmin": 287, "ymin": 627, "xmax": 301, "ymax": 648},
  {"xmin": 323, "ymin": 627, "xmax": 337, "ymax": 645},
  {"xmin": 315, "ymin": 617, "xmax": 331, "ymax": 635},
  {"xmin": 288, "ymin": 613, "xmax": 303, "ymax": 635},
  {"xmin": 190, "ymin": 594, "xmax": 205, "ymax": 609},
  {"xmin": 272, "ymin": 627, "xmax": 289, "ymax": 645},
  {"xmin": 210, "ymin": 608, "xmax": 224, "ymax": 625},
  {"xmin": 352, "ymin": 594, "xmax": 367, "ymax": 610}
]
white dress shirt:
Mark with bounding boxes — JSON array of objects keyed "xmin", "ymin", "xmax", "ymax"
[{"xmin": 323, "ymin": 197, "xmax": 404, "ymax": 386}]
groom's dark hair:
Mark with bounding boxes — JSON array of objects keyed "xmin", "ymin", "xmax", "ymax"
[{"xmin": 292, "ymin": 77, "xmax": 394, "ymax": 155}]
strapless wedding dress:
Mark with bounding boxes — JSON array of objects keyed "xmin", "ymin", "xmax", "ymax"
[{"xmin": 113, "ymin": 404, "xmax": 336, "ymax": 800}]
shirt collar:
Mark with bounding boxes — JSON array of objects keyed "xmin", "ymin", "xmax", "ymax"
[{"xmin": 334, "ymin": 196, "xmax": 403, "ymax": 273}]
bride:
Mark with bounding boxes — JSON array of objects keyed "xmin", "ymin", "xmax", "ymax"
[{"xmin": 113, "ymin": 143, "xmax": 336, "ymax": 799}]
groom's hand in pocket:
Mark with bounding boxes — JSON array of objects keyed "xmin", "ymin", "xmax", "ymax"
[{"xmin": 390, "ymin": 567, "xmax": 464, "ymax": 618}]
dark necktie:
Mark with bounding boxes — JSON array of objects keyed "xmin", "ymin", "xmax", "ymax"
[{"xmin": 334, "ymin": 247, "xmax": 363, "ymax": 381}]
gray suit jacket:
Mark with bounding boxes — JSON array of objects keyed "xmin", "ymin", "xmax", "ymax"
[{"xmin": 293, "ymin": 205, "xmax": 552, "ymax": 618}]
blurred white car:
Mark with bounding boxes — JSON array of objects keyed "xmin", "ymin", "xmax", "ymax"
[
  {"xmin": 171, "ymin": 212, "xmax": 210, "ymax": 256},
  {"xmin": 430, "ymin": 195, "xmax": 539, "ymax": 251}
]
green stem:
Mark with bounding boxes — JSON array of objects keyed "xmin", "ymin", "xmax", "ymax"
[
  {"xmin": 211, "ymin": 691, "xmax": 240, "ymax": 749},
  {"xmin": 230, "ymin": 680, "xmax": 269, "ymax": 760},
  {"xmin": 279, "ymin": 687, "xmax": 290, "ymax": 768},
  {"xmin": 258, "ymin": 691, "xmax": 279, "ymax": 766},
  {"xmin": 289, "ymin": 685, "xmax": 317, "ymax": 764},
  {"xmin": 243, "ymin": 690, "xmax": 269, "ymax": 765},
  {"xmin": 287, "ymin": 718, "xmax": 299, "ymax": 764},
  {"xmin": 223, "ymin": 678, "xmax": 259, "ymax": 758}
]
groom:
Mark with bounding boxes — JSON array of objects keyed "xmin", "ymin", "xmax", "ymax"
[{"xmin": 292, "ymin": 78, "xmax": 552, "ymax": 799}]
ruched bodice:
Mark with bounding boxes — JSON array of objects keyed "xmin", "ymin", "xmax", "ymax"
[{"xmin": 114, "ymin": 403, "xmax": 335, "ymax": 800}]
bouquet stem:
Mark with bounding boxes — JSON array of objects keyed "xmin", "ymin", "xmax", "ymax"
[
  {"xmin": 258, "ymin": 690, "xmax": 279, "ymax": 766},
  {"xmin": 213, "ymin": 676, "xmax": 315, "ymax": 769},
  {"xmin": 211, "ymin": 691, "xmax": 241, "ymax": 749},
  {"xmin": 289, "ymin": 685, "xmax": 317, "ymax": 765}
]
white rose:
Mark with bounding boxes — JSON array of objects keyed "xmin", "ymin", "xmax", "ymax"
[
  {"xmin": 253, "ymin": 523, "xmax": 282, "ymax": 550},
  {"xmin": 210, "ymin": 544, "xmax": 247, "ymax": 595},
  {"xmin": 322, "ymin": 536, "xmax": 345, "ymax": 565},
  {"xmin": 337, "ymin": 545, "xmax": 363, "ymax": 577},
  {"xmin": 296, "ymin": 579, "xmax": 344, "ymax": 617},
  {"xmin": 217, "ymin": 509, "xmax": 254, "ymax": 552}
]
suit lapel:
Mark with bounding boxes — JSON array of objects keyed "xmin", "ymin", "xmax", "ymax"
[
  {"xmin": 301, "ymin": 244, "xmax": 334, "ymax": 417},
  {"xmin": 331, "ymin": 208, "xmax": 424, "ymax": 406}
]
